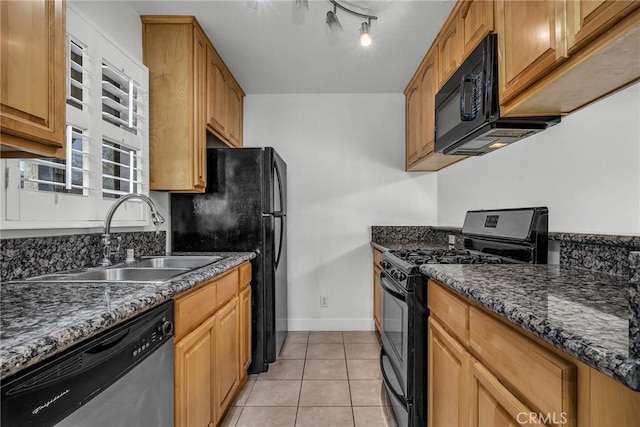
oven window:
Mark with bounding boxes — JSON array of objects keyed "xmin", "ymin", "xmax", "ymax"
[{"xmin": 383, "ymin": 292, "xmax": 405, "ymax": 367}]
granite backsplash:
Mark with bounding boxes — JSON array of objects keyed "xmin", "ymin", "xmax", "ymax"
[
  {"xmin": 0, "ymin": 231, "xmax": 166, "ymax": 282},
  {"xmin": 371, "ymin": 226, "xmax": 464, "ymax": 250},
  {"xmin": 550, "ymin": 233, "xmax": 640, "ymax": 278},
  {"xmin": 372, "ymin": 226, "xmax": 640, "ymax": 278}
]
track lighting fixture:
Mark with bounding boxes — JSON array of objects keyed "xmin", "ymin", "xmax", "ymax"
[
  {"xmin": 326, "ymin": 4, "xmax": 342, "ymax": 32},
  {"xmin": 300, "ymin": 0, "xmax": 377, "ymax": 46},
  {"xmin": 327, "ymin": 1, "xmax": 377, "ymax": 46},
  {"xmin": 360, "ymin": 21, "xmax": 371, "ymax": 46}
]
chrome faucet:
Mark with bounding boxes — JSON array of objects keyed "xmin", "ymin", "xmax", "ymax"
[{"xmin": 101, "ymin": 193, "xmax": 165, "ymax": 266}]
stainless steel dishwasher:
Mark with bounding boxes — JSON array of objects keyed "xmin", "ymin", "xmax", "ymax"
[{"xmin": 1, "ymin": 300, "xmax": 174, "ymax": 427}]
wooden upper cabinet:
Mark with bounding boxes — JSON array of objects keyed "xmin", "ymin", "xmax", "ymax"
[
  {"xmin": 143, "ymin": 15, "xmax": 244, "ymax": 191},
  {"xmin": 495, "ymin": 0, "xmax": 569, "ymax": 104},
  {"xmin": 143, "ymin": 17, "xmax": 205, "ymax": 192},
  {"xmin": 0, "ymin": 0, "xmax": 66, "ymax": 159},
  {"xmin": 194, "ymin": 27, "xmax": 207, "ymax": 191},
  {"xmin": 437, "ymin": 11, "xmax": 463, "ymax": 88},
  {"xmin": 405, "ymin": 81, "xmax": 421, "ymax": 168},
  {"xmin": 227, "ymin": 81, "xmax": 243, "ymax": 148},
  {"xmin": 566, "ymin": 0, "xmax": 639, "ymax": 52},
  {"xmin": 460, "ymin": 0, "xmax": 494, "ymax": 58},
  {"xmin": 419, "ymin": 53, "xmax": 437, "ymax": 159},
  {"xmin": 206, "ymin": 45, "xmax": 228, "ymax": 138}
]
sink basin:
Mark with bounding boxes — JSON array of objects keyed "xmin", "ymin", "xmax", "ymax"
[
  {"xmin": 69, "ymin": 267, "xmax": 190, "ymax": 282},
  {"xmin": 11, "ymin": 255, "xmax": 226, "ymax": 283},
  {"xmin": 132, "ymin": 256, "xmax": 224, "ymax": 269}
]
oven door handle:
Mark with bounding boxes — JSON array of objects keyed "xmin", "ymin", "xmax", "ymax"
[
  {"xmin": 380, "ymin": 274, "xmax": 407, "ymax": 302},
  {"xmin": 379, "ymin": 347, "xmax": 408, "ymax": 407}
]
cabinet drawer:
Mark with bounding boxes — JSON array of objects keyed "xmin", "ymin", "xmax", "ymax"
[
  {"xmin": 469, "ymin": 307, "xmax": 575, "ymax": 424},
  {"xmin": 174, "ymin": 279, "xmax": 218, "ymax": 341},
  {"xmin": 239, "ymin": 262, "xmax": 251, "ymax": 289},
  {"xmin": 428, "ymin": 280, "xmax": 469, "ymax": 345},
  {"xmin": 217, "ymin": 268, "xmax": 239, "ymax": 307}
]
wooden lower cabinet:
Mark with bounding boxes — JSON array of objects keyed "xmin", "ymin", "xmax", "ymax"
[
  {"xmin": 214, "ymin": 296, "xmax": 240, "ymax": 419},
  {"xmin": 175, "ymin": 315, "xmax": 216, "ymax": 427},
  {"xmin": 372, "ymin": 249, "xmax": 383, "ymax": 332},
  {"xmin": 470, "ymin": 360, "xmax": 544, "ymax": 427},
  {"xmin": 428, "ymin": 278, "xmax": 640, "ymax": 427},
  {"xmin": 428, "ymin": 318, "xmax": 468, "ymax": 427},
  {"xmin": 174, "ymin": 262, "xmax": 251, "ymax": 427},
  {"xmin": 239, "ymin": 285, "xmax": 252, "ymax": 374}
]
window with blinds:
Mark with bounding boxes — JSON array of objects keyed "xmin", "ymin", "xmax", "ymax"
[
  {"xmin": 101, "ymin": 62, "xmax": 144, "ymax": 135},
  {"xmin": 102, "ymin": 140, "xmax": 143, "ymax": 199},
  {"xmin": 19, "ymin": 127, "xmax": 89, "ymax": 196}
]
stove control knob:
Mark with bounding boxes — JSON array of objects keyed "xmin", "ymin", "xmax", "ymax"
[
  {"xmin": 380, "ymin": 260, "xmax": 391, "ymax": 269},
  {"xmin": 398, "ymin": 272, "xmax": 407, "ymax": 281}
]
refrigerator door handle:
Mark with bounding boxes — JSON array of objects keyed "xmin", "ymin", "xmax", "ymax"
[
  {"xmin": 274, "ymin": 157, "xmax": 285, "ymax": 216},
  {"xmin": 275, "ymin": 216, "xmax": 284, "ymax": 270}
]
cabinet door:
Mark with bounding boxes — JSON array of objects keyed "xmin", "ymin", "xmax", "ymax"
[
  {"xmin": 0, "ymin": 0, "xmax": 66, "ymax": 158},
  {"xmin": 567, "ymin": 1, "xmax": 639, "ymax": 52},
  {"xmin": 239, "ymin": 285, "xmax": 252, "ymax": 375},
  {"xmin": 373, "ymin": 266, "xmax": 382, "ymax": 332},
  {"xmin": 227, "ymin": 82, "xmax": 243, "ymax": 147},
  {"xmin": 175, "ymin": 315, "xmax": 216, "ymax": 427},
  {"xmin": 215, "ymin": 296, "xmax": 240, "ymax": 421},
  {"xmin": 437, "ymin": 12, "xmax": 463, "ymax": 88},
  {"xmin": 460, "ymin": 0, "xmax": 494, "ymax": 58},
  {"xmin": 470, "ymin": 360, "xmax": 545, "ymax": 427},
  {"xmin": 405, "ymin": 82, "xmax": 421, "ymax": 168},
  {"xmin": 428, "ymin": 318, "xmax": 469, "ymax": 427},
  {"xmin": 419, "ymin": 52, "xmax": 437, "ymax": 158},
  {"xmin": 193, "ymin": 27, "xmax": 207, "ymax": 191},
  {"xmin": 496, "ymin": 0, "xmax": 568, "ymax": 103},
  {"xmin": 206, "ymin": 45, "xmax": 227, "ymax": 137}
]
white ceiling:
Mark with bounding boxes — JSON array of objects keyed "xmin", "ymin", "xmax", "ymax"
[{"xmin": 130, "ymin": 0, "xmax": 456, "ymax": 94}]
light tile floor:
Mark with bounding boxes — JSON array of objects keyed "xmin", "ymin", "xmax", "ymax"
[{"xmin": 220, "ymin": 331, "xmax": 397, "ymax": 427}]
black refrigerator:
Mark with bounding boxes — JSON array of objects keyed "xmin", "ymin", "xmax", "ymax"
[{"xmin": 171, "ymin": 147, "xmax": 287, "ymax": 373}]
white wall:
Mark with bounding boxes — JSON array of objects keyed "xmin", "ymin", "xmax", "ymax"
[
  {"xmin": 244, "ymin": 94, "xmax": 438, "ymax": 330},
  {"xmin": 437, "ymin": 83, "xmax": 640, "ymax": 235}
]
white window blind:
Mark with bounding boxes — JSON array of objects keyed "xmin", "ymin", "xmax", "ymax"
[
  {"xmin": 67, "ymin": 38, "xmax": 92, "ymax": 111},
  {"xmin": 101, "ymin": 62, "xmax": 145, "ymax": 135},
  {"xmin": 102, "ymin": 139, "xmax": 143, "ymax": 198},
  {"xmin": 19, "ymin": 126, "xmax": 90, "ymax": 196}
]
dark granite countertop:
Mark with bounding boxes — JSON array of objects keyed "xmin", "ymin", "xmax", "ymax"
[
  {"xmin": 419, "ymin": 264, "xmax": 640, "ymax": 391},
  {"xmin": 0, "ymin": 252, "xmax": 255, "ymax": 380}
]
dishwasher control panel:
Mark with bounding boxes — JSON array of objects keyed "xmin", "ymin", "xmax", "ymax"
[{"xmin": 133, "ymin": 316, "xmax": 174, "ymax": 359}]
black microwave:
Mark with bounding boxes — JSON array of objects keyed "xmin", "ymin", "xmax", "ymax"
[{"xmin": 434, "ymin": 34, "xmax": 560, "ymax": 156}]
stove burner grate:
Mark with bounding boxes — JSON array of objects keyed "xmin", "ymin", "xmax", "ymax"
[{"xmin": 389, "ymin": 249, "xmax": 505, "ymax": 265}]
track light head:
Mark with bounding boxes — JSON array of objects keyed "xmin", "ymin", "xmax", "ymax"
[
  {"xmin": 360, "ymin": 21, "xmax": 371, "ymax": 47},
  {"xmin": 326, "ymin": 9, "xmax": 342, "ymax": 33}
]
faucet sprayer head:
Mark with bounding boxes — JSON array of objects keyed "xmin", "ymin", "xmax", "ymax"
[{"xmin": 151, "ymin": 211, "xmax": 166, "ymax": 226}]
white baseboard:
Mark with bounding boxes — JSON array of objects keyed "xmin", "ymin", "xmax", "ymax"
[{"xmin": 288, "ymin": 318, "xmax": 376, "ymax": 331}]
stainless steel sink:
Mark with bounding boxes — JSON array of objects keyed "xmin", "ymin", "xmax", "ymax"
[
  {"xmin": 131, "ymin": 256, "xmax": 224, "ymax": 269},
  {"xmin": 69, "ymin": 267, "xmax": 190, "ymax": 282},
  {"xmin": 11, "ymin": 255, "xmax": 226, "ymax": 283}
]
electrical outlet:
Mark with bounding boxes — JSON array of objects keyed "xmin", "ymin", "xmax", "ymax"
[{"xmin": 320, "ymin": 295, "xmax": 329, "ymax": 308}]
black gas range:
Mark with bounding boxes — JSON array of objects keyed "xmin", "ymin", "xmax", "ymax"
[{"xmin": 379, "ymin": 207, "xmax": 548, "ymax": 427}]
